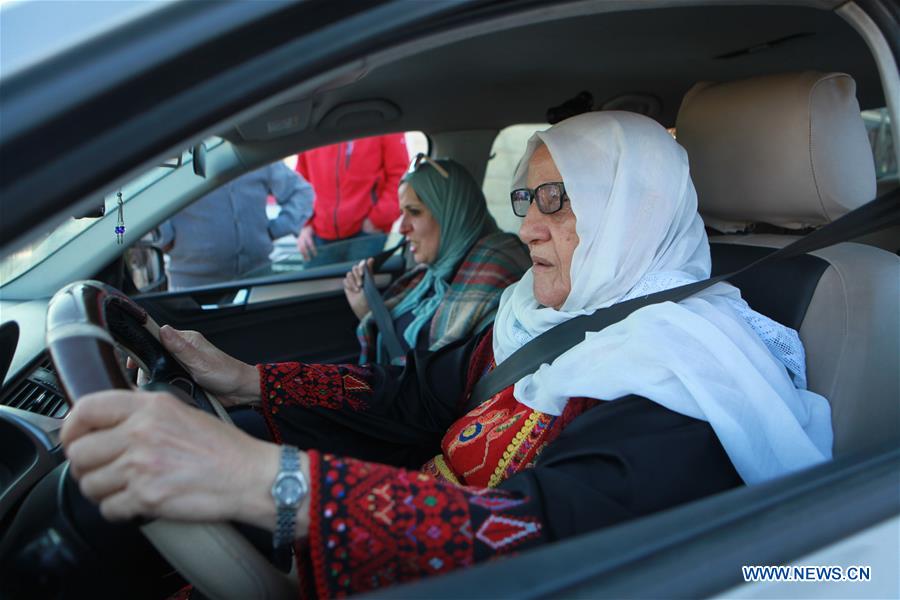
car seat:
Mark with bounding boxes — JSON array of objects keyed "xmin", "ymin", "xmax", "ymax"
[{"xmin": 676, "ymin": 71, "xmax": 899, "ymax": 456}]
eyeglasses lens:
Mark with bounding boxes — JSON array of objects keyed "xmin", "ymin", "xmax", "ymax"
[
  {"xmin": 511, "ymin": 190, "xmax": 532, "ymax": 217},
  {"xmin": 536, "ymin": 184, "xmax": 562, "ymax": 214}
]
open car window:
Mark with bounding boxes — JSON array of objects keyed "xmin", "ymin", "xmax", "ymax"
[
  {"xmin": 483, "ymin": 123, "xmax": 549, "ymax": 234},
  {"xmin": 125, "ymin": 132, "xmax": 428, "ymax": 294}
]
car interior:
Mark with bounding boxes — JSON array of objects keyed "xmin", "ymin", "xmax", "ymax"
[{"xmin": 0, "ymin": 1, "xmax": 897, "ymax": 598}]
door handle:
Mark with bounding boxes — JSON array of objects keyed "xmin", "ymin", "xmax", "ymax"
[{"xmin": 200, "ymin": 288, "xmax": 249, "ymax": 310}]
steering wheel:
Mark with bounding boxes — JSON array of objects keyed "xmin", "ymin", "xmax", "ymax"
[{"xmin": 45, "ymin": 280, "xmax": 297, "ymax": 600}]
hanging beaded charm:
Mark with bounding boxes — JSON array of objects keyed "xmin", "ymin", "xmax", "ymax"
[{"xmin": 115, "ymin": 190, "xmax": 126, "ymax": 244}]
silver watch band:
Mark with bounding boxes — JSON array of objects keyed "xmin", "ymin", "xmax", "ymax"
[{"xmin": 271, "ymin": 445, "xmax": 307, "ymax": 548}]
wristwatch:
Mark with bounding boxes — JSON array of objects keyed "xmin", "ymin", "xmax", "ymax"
[{"xmin": 271, "ymin": 445, "xmax": 308, "ymax": 548}]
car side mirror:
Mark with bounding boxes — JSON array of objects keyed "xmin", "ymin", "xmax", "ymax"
[{"xmin": 125, "ymin": 242, "xmax": 167, "ymax": 293}]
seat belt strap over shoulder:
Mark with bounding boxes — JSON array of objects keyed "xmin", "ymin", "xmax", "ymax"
[
  {"xmin": 468, "ymin": 191, "xmax": 900, "ymax": 407},
  {"xmin": 361, "ymin": 239, "xmax": 408, "ymax": 363}
]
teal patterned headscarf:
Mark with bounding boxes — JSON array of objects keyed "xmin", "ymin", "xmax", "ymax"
[{"xmin": 384, "ymin": 158, "xmax": 498, "ymax": 356}]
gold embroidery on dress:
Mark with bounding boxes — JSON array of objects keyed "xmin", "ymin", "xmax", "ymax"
[
  {"xmin": 459, "ymin": 412, "xmax": 520, "ymax": 479},
  {"xmin": 488, "ymin": 411, "xmax": 543, "ymax": 487},
  {"xmin": 430, "ymin": 454, "xmax": 461, "ymax": 484}
]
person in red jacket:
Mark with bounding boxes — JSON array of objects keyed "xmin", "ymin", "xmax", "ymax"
[{"xmin": 295, "ymin": 133, "xmax": 409, "ymax": 262}]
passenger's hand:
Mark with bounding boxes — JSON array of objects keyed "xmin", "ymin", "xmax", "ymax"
[
  {"xmin": 158, "ymin": 325, "xmax": 259, "ymax": 407},
  {"xmin": 361, "ymin": 217, "xmax": 378, "ymax": 234},
  {"xmin": 296, "ymin": 225, "xmax": 317, "ymax": 261},
  {"xmin": 61, "ymin": 390, "xmax": 297, "ymax": 531},
  {"xmin": 343, "ymin": 258, "xmax": 374, "ymax": 320}
]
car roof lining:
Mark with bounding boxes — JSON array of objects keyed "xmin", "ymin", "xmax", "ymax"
[{"xmin": 226, "ymin": 2, "xmax": 882, "ymax": 167}]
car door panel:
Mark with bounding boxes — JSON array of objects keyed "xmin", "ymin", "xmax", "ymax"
[{"xmin": 133, "ymin": 263, "xmax": 399, "ymax": 365}]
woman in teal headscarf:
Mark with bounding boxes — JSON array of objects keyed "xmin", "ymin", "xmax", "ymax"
[{"xmin": 344, "ymin": 156, "xmax": 530, "ymax": 364}]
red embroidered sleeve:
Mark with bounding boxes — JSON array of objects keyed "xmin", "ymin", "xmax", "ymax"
[
  {"xmin": 258, "ymin": 362, "xmax": 375, "ymax": 413},
  {"xmin": 304, "ymin": 451, "xmax": 546, "ymax": 598},
  {"xmin": 257, "ymin": 363, "xmax": 376, "ymax": 444}
]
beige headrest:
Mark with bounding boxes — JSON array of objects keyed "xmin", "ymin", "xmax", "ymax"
[{"xmin": 676, "ymin": 72, "xmax": 876, "ymax": 231}]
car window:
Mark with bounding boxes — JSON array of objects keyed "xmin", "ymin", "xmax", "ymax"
[
  {"xmin": 861, "ymin": 108, "xmax": 896, "ymax": 181},
  {"xmin": 127, "ymin": 132, "xmax": 426, "ymax": 293},
  {"xmin": 482, "ymin": 123, "xmax": 549, "ymax": 233},
  {"xmin": 0, "ymin": 142, "xmax": 216, "ymax": 289}
]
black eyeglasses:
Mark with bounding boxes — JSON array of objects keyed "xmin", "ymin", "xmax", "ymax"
[{"xmin": 510, "ymin": 182, "xmax": 569, "ymax": 217}]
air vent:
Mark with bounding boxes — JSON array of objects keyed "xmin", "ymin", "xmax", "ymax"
[{"xmin": 1, "ymin": 355, "xmax": 69, "ymax": 418}]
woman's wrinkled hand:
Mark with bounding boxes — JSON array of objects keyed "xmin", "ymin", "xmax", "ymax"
[
  {"xmin": 158, "ymin": 325, "xmax": 259, "ymax": 408},
  {"xmin": 343, "ymin": 258, "xmax": 374, "ymax": 320},
  {"xmin": 61, "ymin": 390, "xmax": 280, "ymax": 526}
]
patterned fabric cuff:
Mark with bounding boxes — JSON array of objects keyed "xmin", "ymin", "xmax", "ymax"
[
  {"xmin": 306, "ymin": 450, "xmax": 327, "ymax": 600},
  {"xmin": 259, "ymin": 362, "xmax": 374, "ymax": 413},
  {"xmin": 307, "ymin": 454, "xmax": 546, "ymax": 597},
  {"xmin": 257, "ymin": 364, "xmax": 283, "ymax": 444},
  {"xmin": 309, "ymin": 454, "xmax": 473, "ymax": 597}
]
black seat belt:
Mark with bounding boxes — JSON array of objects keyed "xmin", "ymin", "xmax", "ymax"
[
  {"xmin": 361, "ymin": 239, "xmax": 407, "ymax": 363},
  {"xmin": 469, "ymin": 190, "xmax": 900, "ymax": 408}
]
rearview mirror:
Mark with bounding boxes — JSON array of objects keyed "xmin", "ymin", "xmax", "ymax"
[
  {"xmin": 73, "ymin": 200, "xmax": 106, "ymax": 219},
  {"xmin": 192, "ymin": 143, "xmax": 207, "ymax": 178}
]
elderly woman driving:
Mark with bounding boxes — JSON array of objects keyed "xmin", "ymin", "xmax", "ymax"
[
  {"xmin": 343, "ymin": 157, "xmax": 529, "ymax": 364},
  {"xmin": 61, "ymin": 112, "xmax": 831, "ymax": 596}
]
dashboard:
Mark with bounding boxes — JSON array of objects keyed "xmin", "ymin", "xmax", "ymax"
[{"xmin": 0, "ymin": 299, "xmax": 67, "ymax": 526}]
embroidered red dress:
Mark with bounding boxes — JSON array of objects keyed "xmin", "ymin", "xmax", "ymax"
[{"xmin": 257, "ymin": 330, "xmax": 741, "ymax": 598}]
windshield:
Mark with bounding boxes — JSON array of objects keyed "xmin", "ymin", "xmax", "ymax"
[
  {"xmin": 0, "ymin": 0, "xmax": 169, "ymax": 79},
  {"xmin": 0, "ymin": 149, "xmax": 197, "ymax": 287}
]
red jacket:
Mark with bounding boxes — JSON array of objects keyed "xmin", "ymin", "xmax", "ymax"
[{"xmin": 296, "ymin": 134, "xmax": 408, "ymax": 240}]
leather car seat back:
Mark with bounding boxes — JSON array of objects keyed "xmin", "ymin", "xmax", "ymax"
[{"xmin": 676, "ymin": 71, "xmax": 900, "ymax": 456}]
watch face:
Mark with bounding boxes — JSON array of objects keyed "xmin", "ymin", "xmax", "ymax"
[{"xmin": 276, "ymin": 476, "xmax": 303, "ymax": 505}]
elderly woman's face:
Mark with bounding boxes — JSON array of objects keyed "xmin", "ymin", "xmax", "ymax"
[
  {"xmin": 519, "ymin": 145, "xmax": 579, "ymax": 310},
  {"xmin": 398, "ymin": 183, "xmax": 441, "ymax": 264}
]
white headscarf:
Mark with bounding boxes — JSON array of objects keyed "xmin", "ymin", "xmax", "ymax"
[{"xmin": 492, "ymin": 111, "xmax": 832, "ymax": 484}]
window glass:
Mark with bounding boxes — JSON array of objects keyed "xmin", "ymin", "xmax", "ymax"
[
  {"xmin": 482, "ymin": 123, "xmax": 549, "ymax": 233},
  {"xmin": 861, "ymin": 108, "xmax": 896, "ymax": 181},
  {"xmin": 0, "ymin": 139, "xmax": 222, "ymax": 288},
  {"xmin": 132, "ymin": 132, "xmax": 426, "ymax": 292}
]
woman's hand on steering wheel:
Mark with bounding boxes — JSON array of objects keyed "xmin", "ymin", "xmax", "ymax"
[
  {"xmin": 46, "ymin": 280, "xmax": 306, "ymax": 595},
  {"xmin": 156, "ymin": 325, "xmax": 260, "ymax": 408},
  {"xmin": 61, "ymin": 389, "xmax": 289, "ymax": 529}
]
